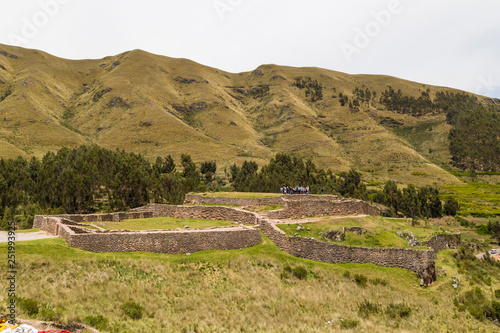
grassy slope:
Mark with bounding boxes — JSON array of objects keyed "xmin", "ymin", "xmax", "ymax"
[
  {"xmin": 1, "ymin": 235, "xmax": 499, "ymax": 332},
  {"xmin": 278, "ymin": 216, "xmax": 443, "ymax": 249},
  {"xmin": 0, "ymin": 43, "xmax": 480, "ymax": 186}
]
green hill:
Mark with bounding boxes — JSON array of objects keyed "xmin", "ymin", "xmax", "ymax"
[{"xmin": 1, "ymin": 43, "xmax": 497, "ymax": 185}]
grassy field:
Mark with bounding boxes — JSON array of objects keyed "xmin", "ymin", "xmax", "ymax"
[
  {"xmin": 277, "ymin": 215, "xmax": 496, "ymax": 251},
  {"xmin": 277, "ymin": 216, "xmax": 437, "ymax": 249},
  {"xmin": 441, "ymin": 182, "xmax": 500, "ymax": 216},
  {"xmin": 14, "ymin": 228, "xmax": 41, "ymax": 233},
  {"xmin": 1, "ymin": 235, "xmax": 499, "ymax": 332},
  {"xmin": 243, "ymin": 204, "xmax": 284, "ymax": 213},
  {"xmin": 89, "ymin": 217, "xmax": 234, "ymax": 231}
]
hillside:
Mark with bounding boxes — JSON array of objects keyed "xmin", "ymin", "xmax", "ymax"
[{"xmin": 0, "ymin": 43, "xmax": 496, "ymax": 185}]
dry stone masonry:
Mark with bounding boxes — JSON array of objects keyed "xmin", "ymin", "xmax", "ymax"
[{"xmin": 34, "ymin": 194, "xmax": 461, "ymax": 285}]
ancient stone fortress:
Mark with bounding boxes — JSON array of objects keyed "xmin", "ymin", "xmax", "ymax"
[{"xmin": 34, "ymin": 194, "xmax": 460, "ymax": 286}]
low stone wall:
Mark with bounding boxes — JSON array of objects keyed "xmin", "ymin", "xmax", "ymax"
[
  {"xmin": 130, "ymin": 203, "xmax": 259, "ymax": 225},
  {"xmin": 36, "ymin": 212, "xmax": 262, "ymax": 254},
  {"xmin": 258, "ymin": 217, "xmax": 436, "ymax": 284},
  {"xmin": 68, "ymin": 228, "xmax": 261, "ymax": 254},
  {"xmin": 267, "ymin": 199, "xmax": 380, "ymax": 219},
  {"xmin": 184, "ymin": 193, "xmax": 341, "ymax": 206},
  {"xmin": 33, "ymin": 211, "xmax": 154, "ymax": 228},
  {"xmin": 184, "ymin": 194, "xmax": 283, "ymax": 206},
  {"xmin": 426, "ymin": 233, "xmax": 462, "ymax": 253}
]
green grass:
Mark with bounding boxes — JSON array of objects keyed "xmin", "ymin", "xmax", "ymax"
[
  {"xmin": 441, "ymin": 182, "xmax": 500, "ymax": 216},
  {"xmin": 244, "ymin": 204, "xmax": 283, "ymax": 213},
  {"xmin": 14, "ymin": 228, "xmax": 41, "ymax": 233},
  {"xmin": 277, "ymin": 216, "xmax": 442, "ymax": 249},
  {"xmin": 93, "ymin": 217, "xmax": 234, "ymax": 230},
  {"xmin": 198, "ymin": 192, "xmax": 282, "ymax": 198},
  {"xmin": 1, "ymin": 235, "xmax": 499, "ymax": 332}
]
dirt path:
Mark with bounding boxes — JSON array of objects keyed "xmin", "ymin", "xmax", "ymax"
[{"xmin": 0, "ymin": 231, "xmax": 57, "ymax": 243}]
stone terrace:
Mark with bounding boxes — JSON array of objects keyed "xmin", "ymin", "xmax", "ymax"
[{"xmin": 34, "ymin": 193, "xmax": 461, "ymax": 286}]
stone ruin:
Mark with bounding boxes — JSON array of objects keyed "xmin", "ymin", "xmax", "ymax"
[{"xmin": 33, "ymin": 193, "xmax": 461, "ymax": 286}]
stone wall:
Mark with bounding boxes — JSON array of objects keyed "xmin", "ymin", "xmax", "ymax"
[
  {"xmin": 426, "ymin": 233, "xmax": 462, "ymax": 253},
  {"xmin": 258, "ymin": 217, "xmax": 436, "ymax": 284},
  {"xmin": 184, "ymin": 194, "xmax": 283, "ymax": 206},
  {"xmin": 68, "ymin": 228, "xmax": 261, "ymax": 254},
  {"xmin": 33, "ymin": 211, "xmax": 154, "ymax": 228},
  {"xmin": 267, "ymin": 198, "xmax": 380, "ymax": 219},
  {"xmin": 35, "ymin": 206, "xmax": 262, "ymax": 254},
  {"xmin": 130, "ymin": 203, "xmax": 259, "ymax": 225}
]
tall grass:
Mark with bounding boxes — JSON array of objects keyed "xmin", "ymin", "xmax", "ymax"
[{"xmin": 0, "ymin": 237, "xmax": 499, "ymax": 332}]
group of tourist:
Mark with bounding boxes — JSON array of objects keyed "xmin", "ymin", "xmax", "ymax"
[{"xmin": 280, "ymin": 186, "xmax": 309, "ymax": 195}]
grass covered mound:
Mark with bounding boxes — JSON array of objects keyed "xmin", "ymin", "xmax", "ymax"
[
  {"xmin": 1, "ymin": 236, "xmax": 499, "ymax": 332},
  {"xmin": 83, "ymin": 217, "xmax": 234, "ymax": 231}
]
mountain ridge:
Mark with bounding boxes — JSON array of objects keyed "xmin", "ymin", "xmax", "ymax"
[{"xmin": 2, "ymin": 43, "xmax": 495, "ymax": 186}]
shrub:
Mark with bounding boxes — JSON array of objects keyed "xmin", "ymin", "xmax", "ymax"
[
  {"xmin": 39, "ymin": 305, "xmax": 62, "ymax": 322},
  {"xmin": 371, "ymin": 278, "xmax": 388, "ymax": 286},
  {"xmin": 343, "ymin": 271, "xmax": 351, "ymax": 279},
  {"xmin": 121, "ymin": 301, "xmax": 143, "ymax": 320},
  {"xmin": 339, "ymin": 318, "xmax": 359, "ymax": 329},
  {"xmin": 354, "ymin": 274, "xmax": 368, "ymax": 287},
  {"xmin": 476, "ymin": 224, "xmax": 490, "ymax": 235},
  {"xmin": 386, "ymin": 303, "xmax": 411, "ymax": 319},
  {"xmin": 19, "ymin": 298, "xmax": 39, "ymax": 318},
  {"xmin": 358, "ymin": 300, "xmax": 381, "ymax": 317},
  {"xmin": 492, "ymin": 300, "xmax": 500, "ymax": 318},
  {"xmin": 444, "ymin": 196, "xmax": 460, "ymax": 215},
  {"xmin": 84, "ymin": 314, "xmax": 109, "ymax": 330},
  {"xmin": 495, "ymin": 290, "xmax": 500, "ymax": 299},
  {"xmin": 292, "ymin": 266, "xmax": 308, "ymax": 280}
]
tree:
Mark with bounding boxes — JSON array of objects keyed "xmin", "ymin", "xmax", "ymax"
[
  {"xmin": 487, "ymin": 221, "xmax": 500, "ymax": 245},
  {"xmin": 444, "ymin": 196, "xmax": 460, "ymax": 216}
]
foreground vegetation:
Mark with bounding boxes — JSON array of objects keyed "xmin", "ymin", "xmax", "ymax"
[{"xmin": 1, "ymin": 234, "xmax": 499, "ymax": 332}]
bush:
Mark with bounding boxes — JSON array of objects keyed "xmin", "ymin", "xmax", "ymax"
[
  {"xmin": 476, "ymin": 224, "xmax": 490, "ymax": 235},
  {"xmin": 358, "ymin": 300, "xmax": 381, "ymax": 317},
  {"xmin": 386, "ymin": 303, "xmax": 411, "ymax": 319},
  {"xmin": 353, "ymin": 274, "xmax": 367, "ymax": 287},
  {"xmin": 292, "ymin": 266, "xmax": 308, "ymax": 280},
  {"xmin": 495, "ymin": 289, "xmax": 500, "ymax": 299},
  {"xmin": 84, "ymin": 314, "xmax": 109, "ymax": 330},
  {"xmin": 39, "ymin": 305, "xmax": 62, "ymax": 322},
  {"xmin": 339, "ymin": 318, "xmax": 359, "ymax": 329},
  {"xmin": 371, "ymin": 278, "xmax": 388, "ymax": 286},
  {"xmin": 19, "ymin": 298, "xmax": 39, "ymax": 318},
  {"xmin": 455, "ymin": 216, "xmax": 474, "ymax": 228},
  {"xmin": 121, "ymin": 301, "xmax": 143, "ymax": 320},
  {"xmin": 343, "ymin": 271, "xmax": 351, "ymax": 279},
  {"xmin": 444, "ymin": 196, "xmax": 460, "ymax": 215}
]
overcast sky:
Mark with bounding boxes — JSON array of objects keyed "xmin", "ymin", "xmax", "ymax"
[{"xmin": 1, "ymin": 0, "xmax": 499, "ymax": 98}]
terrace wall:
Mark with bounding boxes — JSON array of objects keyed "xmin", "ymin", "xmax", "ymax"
[
  {"xmin": 267, "ymin": 199, "xmax": 380, "ymax": 219},
  {"xmin": 257, "ymin": 217, "xmax": 436, "ymax": 284},
  {"xmin": 68, "ymin": 228, "xmax": 261, "ymax": 254},
  {"xmin": 129, "ymin": 203, "xmax": 259, "ymax": 225},
  {"xmin": 35, "ymin": 214, "xmax": 262, "ymax": 254},
  {"xmin": 426, "ymin": 233, "xmax": 462, "ymax": 253}
]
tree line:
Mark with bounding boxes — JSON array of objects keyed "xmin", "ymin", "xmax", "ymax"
[
  {"xmin": 0, "ymin": 146, "xmax": 214, "ymax": 230},
  {"xmin": 230, "ymin": 153, "xmax": 455, "ymax": 219},
  {"xmin": 1, "ymin": 148, "xmax": 460, "ymax": 231}
]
